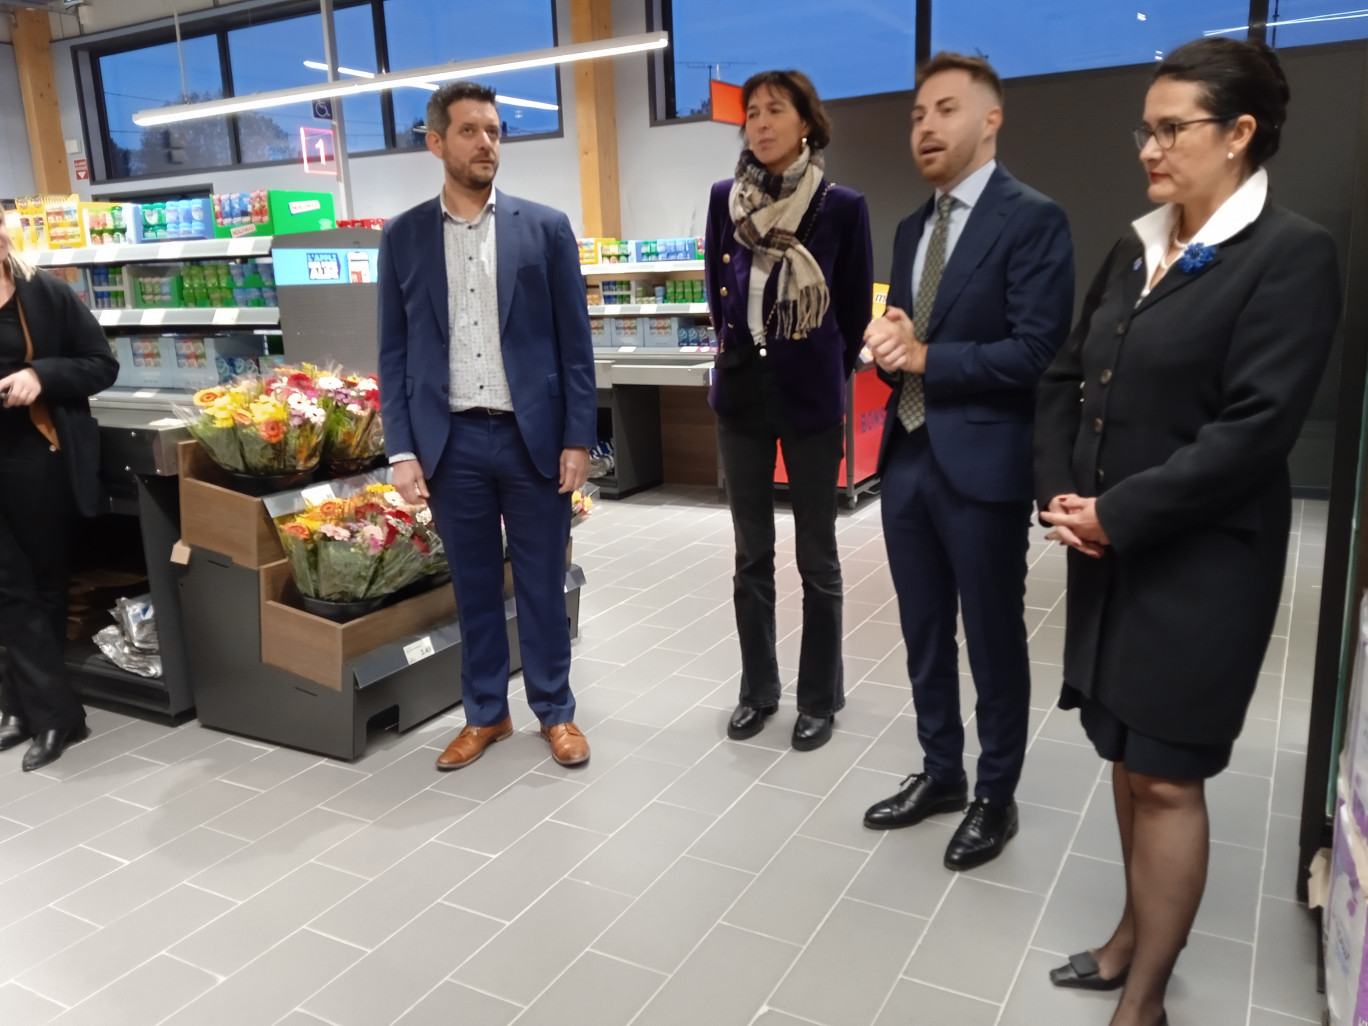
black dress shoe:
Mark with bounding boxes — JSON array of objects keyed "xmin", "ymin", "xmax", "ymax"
[
  {"xmin": 0, "ymin": 713, "xmax": 30, "ymax": 752},
  {"xmin": 1049, "ymin": 950, "xmax": 1129, "ymax": 990},
  {"xmin": 944, "ymin": 798, "xmax": 1019, "ymax": 870},
  {"xmin": 791, "ymin": 713, "xmax": 833, "ymax": 752},
  {"xmin": 727, "ymin": 702, "xmax": 776, "ymax": 741},
  {"xmin": 21, "ymin": 724, "xmax": 91, "ymax": 773},
  {"xmin": 863, "ymin": 772, "xmax": 969, "ymax": 830}
]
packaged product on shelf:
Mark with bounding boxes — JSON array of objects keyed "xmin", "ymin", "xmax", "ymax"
[
  {"xmin": 585, "ymin": 284, "xmax": 603, "ymax": 306},
  {"xmin": 589, "ymin": 318, "xmax": 611, "ymax": 349},
  {"xmin": 81, "ymin": 202, "xmax": 133, "ymax": 246},
  {"xmin": 47, "ymin": 266, "xmax": 92, "ymax": 307},
  {"xmin": 89, "ymin": 265, "xmax": 127, "ymax": 310},
  {"xmin": 212, "ymin": 190, "xmax": 336, "ymax": 239},
  {"xmin": 645, "ymin": 316, "xmax": 683, "ymax": 348},
  {"xmin": 135, "ymin": 198, "xmax": 212, "ymax": 243},
  {"xmin": 577, "ymin": 238, "xmax": 601, "ymax": 264},
  {"xmin": 16, "ymin": 195, "xmax": 82, "ymax": 250},
  {"xmin": 112, "ymin": 336, "xmax": 176, "ymax": 388},
  {"xmin": 610, "ymin": 317, "xmax": 643, "ymax": 348},
  {"xmin": 1324, "ymin": 802, "xmax": 1368, "ymax": 1025}
]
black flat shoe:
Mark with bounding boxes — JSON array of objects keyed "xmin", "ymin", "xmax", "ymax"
[
  {"xmin": 0, "ymin": 713, "xmax": 30, "ymax": 752},
  {"xmin": 791, "ymin": 712, "xmax": 833, "ymax": 752},
  {"xmin": 944, "ymin": 798, "xmax": 1019, "ymax": 870},
  {"xmin": 727, "ymin": 703, "xmax": 777, "ymax": 741},
  {"xmin": 22, "ymin": 724, "xmax": 91, "ymax": 773},
  {"xmin": 863, "ymin": 772, "xmax": 969, "ymax": 830},
  {"xmin": 1049, "ymin": 950, "xmax": 1129, "ymax": 991}
]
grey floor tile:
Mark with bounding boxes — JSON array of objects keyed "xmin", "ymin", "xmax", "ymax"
[
  {"xmin": 1263, "ymin": 815, "xmax": 1304, "ymax": 902},
  {"xmin": 657, "ymin": 741, "xmax": 783, "ymax": 816},
  {"xmin": 1278, "ymin": 699, "xmax": 1312, "ymax": 755},
  {"xmin": 54, "ymin": 826, "xmax": 247, "ymax": 926},
  {"xmin": 549, "ymin": 755, "xmax": 686, "ymax": 834},
  {"xmin": 0, "ymin": 796, "xmax": 144, "ymax": 883},
  {"xmin": 273, "ymin": 1014, "xmax": 335, "ymax": 1026},
  {"xmin": 760, "ymin": 731, "xmax": 874, "ymax": 797},
  {"xmin": 629, "ymin": 705, "xmax": 729, "ymax": 768},
  {"xmin": 304, "ymin": 902, "xmax": 502, "ymax": 1026},
  {"xmin": 875, "ymin": 978, "xmax": 1000, "ymax": 1026},
  {"xmin": 159, "ymin": 927, "xmax": 363, "ymax": 1026},
  {"xmin": 799, "ymin": 766, "xmax": 905, "ymax": 852},
  {"xmin": 569, "ymin": 800, "xmax": 715, "ymax": 897},
  {"xmin": 770, "ymin": 898, "xmax": 927, "ymax": 1026},
  {"xmin": 965, "ymin": 706, "xmax": 1049, "ymax": 758},
  {"xmin": 1230, "ymin": 715, "xmax": 1279, "ymax": 778},
  {"xmin": 1070, "ymin": 782, "xmax": 1123, "ymax": 864},
  {"xmin": 126, "ymin": 725, "xmax": 249, "ymax": 766},
  {"xmin": 1249, "ymin": 672, "xmax": 1285, "ymax": 722},
  {"xmin": 1029, "ymin": 625, "xmax": 1066, "ymax": 666},
  {"xmin": 838, "ymin": 681, "xmax": 913, "ymax": 740},
  {"xmin": 84, "ymin": 778, "xmax": 259, "ymax": 861},
  {"xmin": 0, "ymin": 817, "xmax": 25, "ymax": 844},
  {"xmin": 537, "ymin": 715, "xmax": 660, "ymax": 781},
  {"xmin": 443, "ymin": 820, "xmax": 607, "ymax": 922},
  {"xmin": 0, "ymin": 982, "xmax": 64, "ymax": 1025},
  {"xmin": 587, "ymin": 625, "xmax": 683, "ymax": 666},
  {"xmin": 0, "ymin": 908, "xmax": 98, "ymax": 986},
  {"xmin": 905, "ymin": 877, "xmax": 1045, "ymax": 1003},
  {"xmin": 451, "ymin": 878, "xmax": 632, "ymax": 1006},
  {"xmin": 1165, "ymin": 930, "xmax": 1255, "ymax": 1026},
  {"xmin": 390, "ymin": 981, "xmax": 522, "ymax": 1025},
  {"xmin": 206, "ymin": 762, "xmax": 366, "ymax": 841},
  {"xmin": 687, "ymin": 782, "xmax": 819, "ymax": 874},
  {"xmin": 999, "ymin": 946, "xmax": 1122, "ymax": 1026},
  {"xmin": 1015, "ymin": 738, "xmax": 1103, "ymax": 813},
  {"xmin": 857, "ymin": 714, "xmax": 920, "ymax": 776},
  {"xmin": 846, "ymin": 819, "xmax": 958, "ymax": 917},
  {"xmin": 18, "ymin": 883, "xmax": 233, "ymax": 1007},
  {"xmin": 1208, "ymin": 771, "xmax": 1272, "ymax": 849},
  {"xmin": 593, "ymin": 855, "xmax": 754, "ymax": 973},
  {"xmin": 1249, "ymin": 1008, "xmax": 1320, "ymax": 1025},
  {"xmin": 966, "ymin": 803, "xmax": 1079, "ymax": 895},
  {"xmin": 216, "ymin": 745, "xmax": 323, "ymax": 791},
  {"xmin": 1252, "ymin": 896, "xmax": 1323, "ymax": 1020},
  {"xmin": 171, "ymin": 861, "xmax": 364, "ymax": 976},
  {"xmin": 314, "ymin": 788, "xmax": 478, "ymax": 879},
  {"xmin": 1033, "ymin": 853, "xmax": 1125, "ymax": 957},
  {"xmin": 845, "ymin": 618, "xmax": 905, "ymax": 663},
  {"xmin": 434, "ymin": 771, "xmax": 582, "ymax": 856},
  {"xmin": 188, "ymin": 807, "xmax": 366, "ymax": 902},
  {"xmin": 1272, "ymin": 749, "xmax": 1307, "ymax": 819},
  {"xmin": 0, "ymin": 755, "xmax": 164, "ymax": 828},
  {"xmin": 630, "ymin": 924, "xmax": 800, "ymax": 1026},
  {"xmin": 613, "ymin": 674, "xmax": 718, "ymax": 728},
  {"xmin": 311, "ymin": 839, "xmax": 487, "ymax": 949},
  {"xmin": 510, "ymin": 951, "xmax": 667, "ymax": 1026},
  {"xmin": 428, "ymin": 732, "xmax": 561, "ymax": 802},
  {"xmin": 320, "ymin": 747, "xmax": 446, "ymax": 821},
  {"xmin": 724, "ymin": 835, "xmax": 869, "ymax": 945},
  {"xmin": 47, "ymin": 953, "xmax": 215, "ymax": 1026},
  {"xmin": 0, "ymin": 845, "xmax": 124, "ymax": 932},
  {"xmin": 109, "ymin": 739, "xmax": 269, "ymax": 808},
  {"xmin": 32, "ymin": 722, "xmax": 170, "ymax": 782},
  {"xmin": 1194, "ymin": 840, "xmax": 1263, "ymax": 942}
]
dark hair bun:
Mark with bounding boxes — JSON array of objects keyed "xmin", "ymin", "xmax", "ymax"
[{"xmin": 1156, "ymin": 37, "xmax": 1290, "ymax": 167}]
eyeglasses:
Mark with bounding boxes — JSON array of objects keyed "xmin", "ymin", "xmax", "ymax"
[{"xmin": 1132, "ymin": 117, "xmax": 1228, "ymax": 150}]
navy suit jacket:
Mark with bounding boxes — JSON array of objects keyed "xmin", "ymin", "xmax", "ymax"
[
  {"xmin": 377, "ymin": 190, "xmax": 597, "ymax": 480},
  {"xmin": 878, "ymin": 165, "xmax": 1074, "ymax": 503}
]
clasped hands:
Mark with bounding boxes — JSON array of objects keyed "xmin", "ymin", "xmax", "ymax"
[
  {"xmin": 1041, "ymin": 495, "xmax": 1110, "ymax": 559},
  {"xmin": 863, "ymin": 306, "xmax": 927, "ymax": 374}
]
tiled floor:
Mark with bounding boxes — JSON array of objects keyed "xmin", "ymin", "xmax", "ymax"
[{"xmin": 0, "ymin": 489, "xmax": 1328, "ymax": 1026}]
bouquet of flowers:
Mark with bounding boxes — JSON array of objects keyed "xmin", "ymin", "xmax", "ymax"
[
  {"xmin": 315, "ymin": 372, "xmax": 384, "ymax": 473},
  {"xmin": 275, "ymin": 483, "xmax": 447, "ymax": 607},
  {"xmin": 178, "ymin": 365, "xmax": 330, "ymax": 477}
]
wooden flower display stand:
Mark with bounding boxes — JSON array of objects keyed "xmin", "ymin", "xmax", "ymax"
[{"xmin": 175, "ymin": 442, "xmax": 584, "ymax": 760}]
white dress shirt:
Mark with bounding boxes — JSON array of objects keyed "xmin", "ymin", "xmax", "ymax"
[
  {"xmin": 910, "ymin": 158, "xmax": 998, "ymax": 310},
  {"xmin": 441, "ymin": 192, "xmax": 512, "ymax": 412},
  {"xmin": 747, "ymin": 251, "xmax": 776, "ymax": 346}
]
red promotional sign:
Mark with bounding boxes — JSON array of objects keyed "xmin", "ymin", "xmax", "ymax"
[
  {"xmin": 73, "ymin": 158, "xmax": 89, "ymax": 181},
  {"xmin": 299, "ymin": 127, "xmax": 336, "ymax": 176},
  {"xmin": 709, "ymin": 80, "xmax": 744, "ymax": 126}
]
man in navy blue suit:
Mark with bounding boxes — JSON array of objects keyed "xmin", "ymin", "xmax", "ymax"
[
  {"xmin": 377, "ymin": 81, "xmax": 597, "ymax": 771},
  {"xmin": 862, "ymin": 54, "xmax": 1074, "ymax": 869}
]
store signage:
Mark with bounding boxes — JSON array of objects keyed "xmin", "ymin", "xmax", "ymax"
[
  {"xmin": 73, "ymin": 158, "xmax": 89, "ymax": 180},
  {"xmin": 272, "ymin": 248, "xmax": 379, "ymax": 287},
  {"xmin": 312, "ymin": 98, "xmax": 335, "ymax": 121},
  {"xmin": 299, "ymin": 127, "xmax": 337, "ymax": 176},
  {"xmin": 709, "ymin": 80, "xmax": 744, "ymax": 126},
  {"xmin": 306, "ymin": 252, "xmax": 342, "ymax": 281}
]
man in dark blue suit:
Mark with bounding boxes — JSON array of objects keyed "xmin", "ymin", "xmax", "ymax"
[
  {"xmin": 862, "ymin": 54, "xmax": 1074, "ymax": 869},
  {"xmin": 377, "ymin": 81, "xmax": 597, "ymax": 771}
]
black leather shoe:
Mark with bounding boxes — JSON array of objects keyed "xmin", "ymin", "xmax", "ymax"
[
  {"xmin": 791, "ymin": 713, "xmax": 833, "ymax": 752},
  {"xmin": 0, "ymin": 713, "xmax": 30, "ymax": 752},
  {"xmin": 863, "ymin": 772, "xmax": 969, "ymax": 830},
  {"xmin": 727, "ymin": 703, "xmax": 777, "ymax": 741},
  {"xmin": 1049, "ymin": 950, "xmax": 1129, "ymax": 990},
  {"xmin": 21, "ymin": 724, "xmax": 91, "ymax": 773},
  {"xmin": 944, "ymin": 798, "xmax": 1019, "ymax": 870}
]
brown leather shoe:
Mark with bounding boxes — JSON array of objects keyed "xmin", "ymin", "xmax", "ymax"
[
  {"xmin": 540, "ymin": 721, "xmax": 590, "ymax": 766},
  {"xmin": 435, "ymin": 716, "xmax": 514, "ymax": 771}
]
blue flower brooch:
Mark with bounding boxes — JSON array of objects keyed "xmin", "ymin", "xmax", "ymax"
[{"xmin": 1176, "ymin": 243, "xmax": 1218, "ymax": 274}]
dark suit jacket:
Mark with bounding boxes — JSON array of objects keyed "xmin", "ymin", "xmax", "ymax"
[
  {"xmin": 1033, "ymin": 202, "xmax": 1341, "ymax": 744},
  {"xmin": 13, "ymin": 267, "xmax": 119, "ymax": 517},
  {"xmin": 377, "ymin": 190, "xmax": 597, "ymax": 480},
  {"xmin": 878, "ymin": 165, "xmax": 1074, "ymax": 504},
  {"xmin": 704, "ymin": 178, "xmax": 874, "ymax": 434}
]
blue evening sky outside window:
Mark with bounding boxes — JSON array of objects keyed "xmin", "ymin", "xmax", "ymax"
[
  {"xmin": 933, "ymin": 1, "xmax": 1250, "ymax": 78},
  {"xmin": 100, "ymin": 35, "xmax": 232, "ymax": 176},
  {"xmin": 669, "ymin": 1, "xmax": 917, "ymax": 116},
  {"xmin": 384, "ymin": 0, "xmax": 561, "ymax": 146},
  {"xmin": 228, "ymin": 6, "xmax": 385, "ymax": 161},
  {"xmin": 1266, "ymin": 0, "xmax": 1368, "ymax": 45}
]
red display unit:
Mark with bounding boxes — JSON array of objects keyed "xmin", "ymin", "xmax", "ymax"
[{"xmin": 775, "ymin": 364, "xmax": 891, "ymax": 506}]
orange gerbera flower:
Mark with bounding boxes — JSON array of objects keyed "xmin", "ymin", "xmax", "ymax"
[
  {"xmin": 232, "ymin": 409, "xmax": 253, "ymax": 426},
  {"xmin": 282, "ymin": 522, "xmax": 312, "ymax": 540},
  {"xmin": 258, "ymin": 419, "xmax": 285, "ymax": 444},
  {"xmin": 317, "ymin": 498, "xmax": 348, "ymax": 520},
  {"xmin": 193, "ymin": 388, "xmax": 224, "ymax": 407}
]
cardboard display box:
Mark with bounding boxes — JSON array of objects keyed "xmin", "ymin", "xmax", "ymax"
[{"xmin": 177, "ymin": 440, "xmax": 284, "ymax": 569}]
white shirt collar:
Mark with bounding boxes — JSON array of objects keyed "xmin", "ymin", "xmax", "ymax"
[
  {"xmin": 936, "ymin": 158, "xmax": 998, "ymax": 211},
  {"xmin": 1132, "ymin": 167, "xmax": 1268, "ymax": 286},
  {"xmin": 439, "ymin": 190, "xmax": 496, "ymax": 225}
]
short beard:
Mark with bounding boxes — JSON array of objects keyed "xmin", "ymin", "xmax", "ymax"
[{"xmin": 445, "ymin": 156, "xmax": 497, "ymax": 191}]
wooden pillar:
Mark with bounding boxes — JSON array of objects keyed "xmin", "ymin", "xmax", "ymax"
[
  {"xmin": 12, "ymin": 9, "xmax": 71, "ymax": 194},
  {"xmin": 570, "ymin": 0, "xmax": 621, "ymax": 239}
]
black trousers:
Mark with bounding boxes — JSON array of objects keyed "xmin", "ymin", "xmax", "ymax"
[
  {"xmin": 0, "ymin": 426, "xmax": 84, "ymax": 733},
  {"xmin": 717, "ymin": 413, "xmax": 846, "ymax": 717}
]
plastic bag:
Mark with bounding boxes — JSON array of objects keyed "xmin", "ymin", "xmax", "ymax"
[
  {"xmin": 113, "ymin": 595, "xmax": 158, "ymax": 653},
  {"xmin": 93, "ymin": 626, "xmax": 163, "ymax": 678}
]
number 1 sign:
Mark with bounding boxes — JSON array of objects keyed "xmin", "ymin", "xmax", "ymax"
[{"xmin": 300, "ymin": 127, "xmax": 337, "ymax": 176}]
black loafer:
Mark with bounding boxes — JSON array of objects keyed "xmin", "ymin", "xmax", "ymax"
[
  {"xmin": 944, "ymin": 798, "xmax": 1019, "ymax": 870},
  {"xmin": 863, "ymin": 772, "xmax": 969, "ymax": 830},
  {"xmin": 0, "ymin": 713, "xmax": 30, "ymax": 753},
  {"xmin": 1049, "ymin": 950, "xmax": 1129, "ymax": 991},
  {"xmin": 22, "ymin": 724, "xmax": 91, "ymax": 773},
  {"xmin": 791, "ymin": 712, "xmax": 833, "ymax": 752},
  {"xmin": 727, "ymin": 703, "xmax": 777, "ymax": 741}
]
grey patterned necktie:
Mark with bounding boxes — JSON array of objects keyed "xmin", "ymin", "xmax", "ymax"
[{"xmin": 897, "ymin": 193, "xmax": 956, "ymax": 432}]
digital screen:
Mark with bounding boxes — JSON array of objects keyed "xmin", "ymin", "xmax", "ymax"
[{"xmin": 272, "ymin": 247, "xmax": 379, "ymax": 287}]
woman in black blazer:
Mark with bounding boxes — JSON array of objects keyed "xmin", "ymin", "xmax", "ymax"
[
  {"xmin": 0, "ymin": 219, "xmax": 118, "ymax": 771},
  {"xmin": 1034, "ymin": 38, "xmax": 1339, "ymax": 1026},
  {"xmin": 704, "ymin": 70, "xmax": 873, "ymax": 752}
]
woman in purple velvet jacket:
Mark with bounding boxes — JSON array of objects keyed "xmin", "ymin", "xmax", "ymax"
[{"xmin": 704, "ymin": 69, "xmax": 874, "ymax": 753}]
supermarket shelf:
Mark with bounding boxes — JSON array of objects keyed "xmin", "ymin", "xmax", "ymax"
[
  {"xmin": 29, "ymin": 237, "xmax": 274, "ymax": 267},
  {"xmin": 581, "ymin": 260, "xmax": 705, "ymax": 277},
  {"xmin": 94, "ymin": 307, "xmax": 280, "ymax": 328},
  {"xmin": 587, "ymin": 303, "xmax": 710, "ymax": 316}
]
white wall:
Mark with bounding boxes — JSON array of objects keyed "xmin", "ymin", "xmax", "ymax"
[{"xmin": 0, "ymin": 44, "xmax": 36, "ymax": 197}]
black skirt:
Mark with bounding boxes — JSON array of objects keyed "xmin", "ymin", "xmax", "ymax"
[{"xmin": 1068, "ymin": 686, "xmax": 1233, "ymax": 780}]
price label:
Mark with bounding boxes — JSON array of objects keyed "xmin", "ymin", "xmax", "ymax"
[
  {"xmin": 300, "ymin": 483, "xmax": 335, "ymax": 505},
  {"xmin": 132, "ymin": 389, "xmax": 157, "ymax": 398},
  {"xmin": 617, "ymin": 345, "xmax": 638, "ymax": 352},
  {"xmin": 94, "ymin": 248, "xmax": 120, "ymax": 263},
  {"xmin": 603, "ymin": 305, "xmax": 621, "ymax": 315},
  {"xmin": 52, "ymin": 249, "xmax": 76, "ymax": 265},
  {"xmin": 157, "ymin": 242, "xmax": 185, "ymax": 260},
  {"xmin": 639, "ymin": 304, "xmax": 657, "ymax": 315},
  {"xmin": 143, "ymin": 309, "xmax": 167, "ymax": 326},
  {"xmin": 227, "ymin": 238, "xmax": 257, "ymax": 256},
  {"xmin": 212, "ymin": 308, "xmax": 239, "ymax": 325},
  {"xmin": 98, "ymin": 310, "xmax": 119, "ymax": 326},
  {"xmin": 403, "ymin": 636, "xmax": 436, "ymax": 665}
]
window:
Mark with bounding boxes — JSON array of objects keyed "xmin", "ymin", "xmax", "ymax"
[
  {"xmin": 227, "ymin": 5, "xmax": 386, "ymax": 161},
  {"xmin": 931, "ymin": 1, "xmax": 1252, "ymax": 79},
  {"xmin": 99, "ymin": 35, "xmax": 232, "ymax": 178},
  {"xmin": 1267, "ymin": 1, "xmax": 1368, "ymax": 46},
  {"xmin": 384, "ymin": 0, "xmax": 561, "ymax": 147},
  {"xmin": 661, "ymin": 0, "xmax": 917, "ymax": 119}
]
